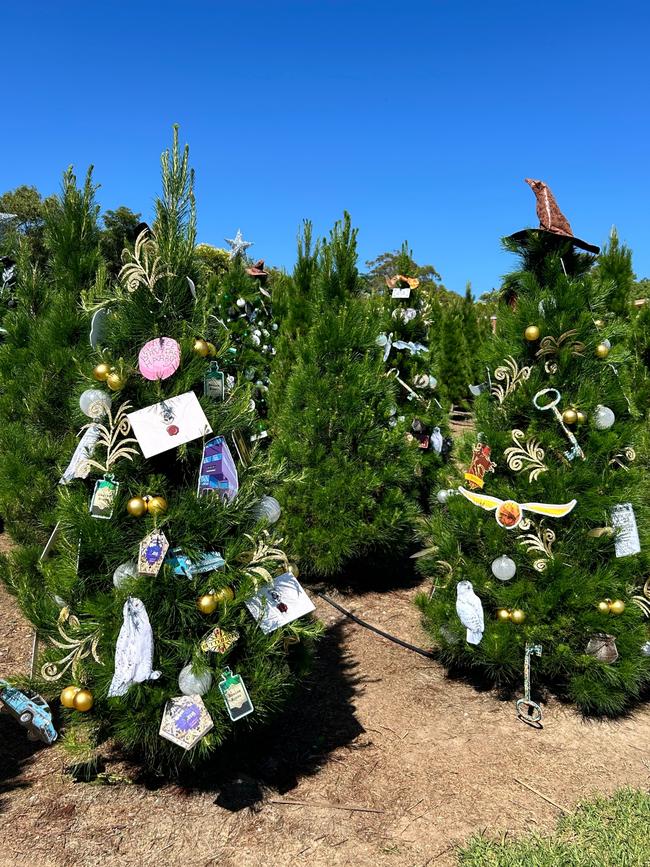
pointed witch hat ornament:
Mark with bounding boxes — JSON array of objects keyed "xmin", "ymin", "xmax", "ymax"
[
  {"xmin": 246, "ymin": 259, "xmax": 268, "ymax": 280},
  {"xmin": 508, "ymin": 178, "xmax": 600, "ymax": 255}
]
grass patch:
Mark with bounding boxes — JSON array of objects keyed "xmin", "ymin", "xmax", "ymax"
[{"xmin": 458, "ymin": 788, "xmax": 650, "ymax": 866}]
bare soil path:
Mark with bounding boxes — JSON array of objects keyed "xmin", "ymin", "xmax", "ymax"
[{"xmin": 1, "ymin": 534, "xmax": 649, "ymax": 867}]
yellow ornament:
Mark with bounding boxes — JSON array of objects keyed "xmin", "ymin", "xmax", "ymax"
[
  {"xmin": 197, "ymin": 594, "xmax": 219, "ymax": 615},
  {"xmin": 193, "ymin": 338, "xmax": 210, "ymax": 358},
  {"xmin": 127, "ymin": 496, "xmax": 147, "ymax": 517},
  {"xmin": 287, "ymin": 562, "xmax": 300, "ymax": 578},
  {"xmin": 597, "ymin": 600, "xmax": 611, "ymax": 614},
  {"xmin": 562, "ymin": 408, "xmax": 578, "ymax": 426},
  {"xmin": 60, "ymin": 685, "xmax": 81, "ymax": 708},
  {"xmin": 106, "ymin": 371, "xmax": 126, "ymax": 391},
  {"xmin": 524, "ymin": 325, "xmax": 540, "ymax": 342},
  {"xmin": 576, "ymin": 410, "xmax": 587, "ymax": 425},
  {"xmin": 72, "ymin": 688, "xmax": 94, "ymax": 712},
  {"xmin": 213, "ymin": 586, "xmax": 235, "ymax": 604},
  {"xmin": 594, "ymin": 318, "xmax": 605, "ymax": 327},
  {"xmin": 147, "ymin": 496, "xmax": 168, "ymax": 516},
  {"xmin": 206, "ymin": 342, "xmax": 217, "ymax": 357},
  {"xmin": 510, "ymin": 609, "xmax": 526, "ymax": 624},
  {"xmin": 497, "ymin": 608, "xmax": 511, "ymax": 622},
  {"xmin": 93, "ymin": 362, "xmax": 111, "ymax": 382},
  {"xmin": 609, "ymin": 599, "xmax": 625, "ymax": 615},
  {"xmin": 595, "ymin": 342, "xmax": 610, "ymax": 359}
]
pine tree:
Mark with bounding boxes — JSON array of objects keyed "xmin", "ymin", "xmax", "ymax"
[
  {"xmin": 0, "ymin": 167, "xmax": 101, "ymax": 544},
  {"xmin": 270, "ymin": 216, "xmax": 419, "ymax": 578},
  {"xmin": 1, "ymin": 129, "xmax": 319, "ymax": 774},
  {"xmin": 417, "ymin": 218, "xmax": 650, "ymax": 715},
  {"xmin": 461, "ymin": 283, "xmax": 484, "ymax": 383},
  {"xmin": 437, "ymin": 301, "xmax": 472, "ymax": 410}
]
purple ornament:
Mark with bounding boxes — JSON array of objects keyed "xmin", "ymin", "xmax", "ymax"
[
  {"xmin": 176, "ymin": 705, "xmax": 201, "ymax": 731},
  {"xmin": 145, "ymin": 538, "xmax": 164, "ymax": 564},
  {"xmin": 197, "ymin": 436, "xmax": 239, "ymax": 500}
]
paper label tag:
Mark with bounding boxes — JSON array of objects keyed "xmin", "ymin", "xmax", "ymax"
[
  {"xmin": 219, "ymin": 669, "xmax": 254, "ymax": 721},
  {"xmin": 611, "ymin": 503, "xmax": 641, "ymax": 557}
]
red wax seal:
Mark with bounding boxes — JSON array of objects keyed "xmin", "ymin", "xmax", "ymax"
[{"xmin": 167, "ymin": 424, "xmax": 179, "ymax": 436}]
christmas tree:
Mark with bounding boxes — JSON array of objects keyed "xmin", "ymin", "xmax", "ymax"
[
  {"xmin": 417, "ymin": 179, "xmax": 650, "ymax": 715},
  {"xmin": 1, "ymin": 128, "xmax": 320, "ymax": 773},
  {"xmin": 374, "ymin": 241, "xmax": 451, "ymax": 494},
  {"xmin": 270, "ymin": 215, "xmax": 419, "ymax": 578},
  {"xmin": 437, "ymin": 299, "xmax": 472, "ymax": 410},
  {"xmin": 0, "ymin": 167, "xmax": 101, "ymax": 544}
]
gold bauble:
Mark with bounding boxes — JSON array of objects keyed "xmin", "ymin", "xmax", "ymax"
[
  {"xmin": 193, "ymin": 338, "xmax": 210, "ymax": 357},
  {"xmin": 72, "ymin": 688, "xmax": 94, "ymax": 712},
  {"xmin": 497, "ymin": 608, "xmax": 511, "ymax": 622},
  {"xmin": 510, "ymin": 609, "xmax": 526, "ymax": 624},
  {"xmin": 206, "ymin": 342, "xmax": 217, "ymax": 357},
  {"xmin": 524, "ymin": 325, "xmax": 540, "ymax": 342},
  {"xmin": 93, "ymin": 362, "xmax": 111, "ymax": 382},
  {"xmin": 106, "ymin": 371, "xmax": 126, "ymax": 391},
  {"xmin": 594, "ymin": 318, "xmax": 605, "ymax": 327},
  {"xmin": 197, "ymin": 594, "xmax": 219, "ymax": 614},
  {"xmin": 213, "ymin": 586, "xmax": 235, "ymax": 604},
  {"xmin": 595, "ymin": 343, "xmax": 610, "ymax": 359},
  {"xmin": 127, "ymin": 496, "xmax": 147, "ymax": 517},
  {"xmin": 576, "ymin": 410, "xmax": 587, "ymax": 425},
  {"xmin": 609, "ymin": 599, "xmax": 626, "ymax": 615},
  {"xmin": 147, "ymin": 495, "xmax": 167, "ymax": 516},
  {"xmin": 562, "ymin": 408, "xmax": 578, "ymax": 426},
  {"xmin": 287, "ymin": 562, "xmax": 300, "ymax": 578},
  {"xmin": 597, "ymin": 600, "xmax": 611, "ymax": 614},
  {"xmin": 60, "ymin": 685, "xmax": 81, "ymax": 708}
]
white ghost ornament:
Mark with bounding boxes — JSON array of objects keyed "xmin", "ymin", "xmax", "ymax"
[
  {"xmin": 108, "ymin": 597, "xmax": 161, "ymax": 697},
  {"xmin": 455, "ymin": 580, "xmax": 484, "ymax": 645}
]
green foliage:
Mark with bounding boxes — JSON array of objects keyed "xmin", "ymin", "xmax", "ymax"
[
  {"xmin": 271, "ymin": 217, "xmax": 419, "ymax": 577},
  {"xmin": 0, "ymin": 183, "xmax": 57, "ymax": 266},
  {"xmin": 417, "ymin": 232, "xmax": 650, "ymax": 715},
  {"xmin": 1, "ymin": 130, "xmax": 319, "ymax": 775},
  {"xmin": 194, "ymin": 243, "xmax": 229, "ymax": 284},
  {"xmin": 459, "ymin": 788, "xmax": 650, "ymax": 866},
  {"xmin": 100, "ymin": 206, "xmax": 142, "ymax": 277},
  {"xmin": 365, "ymin": 241, "xmax": 446, "ymax": 295},
  {"xmin": 437, "ymin": 301, "xmax": 472, "ymax": 409}
]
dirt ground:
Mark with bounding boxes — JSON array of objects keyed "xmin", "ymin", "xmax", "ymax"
[{"xmin": 1, "ymin": 532, "xmax": 650, "ymax": 867}]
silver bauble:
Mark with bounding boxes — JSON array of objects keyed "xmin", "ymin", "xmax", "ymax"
[
  {"xmin": 593, "ymin": 405, "xmax": 615, "ymax": 430},
  {"xmin": 491, "ymin": 555, "xmax": 517, "ymax": 581},
  {"xmin": 79, "ymin": 388, "xmax": 112, "ymax": 419},
  {"xmin": 437, "ymin": 489, "xmax": 455, "ymax": 504},
  {"xmin": 178, "ymin": 664, "xmax": 213, "ymax": 696},
  {"xmin": 254, "ymin": 495, "xmax": 282, "ymax": 524},
  {"xmin": 236, "ymin": 297, "xmax": 246, "ymax": 308},
  {"xmin": 113, "ymin": 561, "xmax": 138, "ymax": 589}
]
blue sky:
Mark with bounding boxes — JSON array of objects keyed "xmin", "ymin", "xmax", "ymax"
[{"xmin": 2, "ymin": 1, "xmax": 649, "ymax": 295}]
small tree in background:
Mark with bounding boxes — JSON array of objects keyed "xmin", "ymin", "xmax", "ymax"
[
  {"xmin": 437, "ymin": 301, "xmax": 472, "ymax": 410},
  {"xmin": 100, "ymin": 207, "xmax": 142, "ymax": 278},
  {"xmin": 270, "ymin": 216, "xmax": 419, "ymax": 578}
]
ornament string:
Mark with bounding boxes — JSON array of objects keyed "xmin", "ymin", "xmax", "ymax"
[{"xmin": 316, "ymin": 593, "xmax": 435, "ymax": 659}]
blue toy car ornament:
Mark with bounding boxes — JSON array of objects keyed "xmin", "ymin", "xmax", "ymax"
[{"xmin": 0, "ymin": 679, "xmax": 58, "ymax": 745}]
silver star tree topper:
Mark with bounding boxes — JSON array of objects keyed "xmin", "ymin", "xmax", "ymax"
[{"xmin": 225, "ymin": 228, "xmax": 253, "ymax": 259}]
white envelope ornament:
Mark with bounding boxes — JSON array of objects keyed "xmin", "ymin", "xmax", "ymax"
[{"xmin": 127, "ymin": 392, "xmax": 212, "ymax": 459}]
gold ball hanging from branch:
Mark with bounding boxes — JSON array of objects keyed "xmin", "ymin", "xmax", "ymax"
[
  {"xmin": 609, "ymin": 599, "xmax": 625, "ymax": 615},
  {"xmin": 197, "ymin": 594, "xmax": 219, "ymax": 615},
  {"xmin": 594, "ymin": 319, "xmax": 605, "ymax": 328},
  {"xmin": 106, "ymin": 371, "xmax": 127, "ymax": 391},
  {"xmin": 524, "ymin": 325, "xmax": 540, "ymax": 342},
  {"xmin": 562, "ymin": 408, "xmax": 578, "ymax": 426},
  {"xmin": 597, "ymin": 600, "xmax": 611, "ymax": 614},
  {"xmin": 193, "ymin": 338, "xmax": 210, "ymax": 358},
  {"xmin": 93, "ymin": 362, "xmax": 111, "ymax": 382},
  {"xmin": 147, "ymin": 496, "xmax": 168, "ymax": 516},
  {"xmin": 510, "ymin": 609, "xmax": 526, "ymax": 624},
  {"xmin": 595, "ymin": 343, "xmax": 610, "ymax": 359},
  {"xmin": 206, "ymin": 342, "xmax": 217, "ymax": 357},
  {"xmin": 60, "ymin": 685, "xmax": 81, "ymax": 708},
  {"xmin": 497, "ymin": 608, "xmax": 511, "ymax": 622},
  {"xmin": 287, "ymin": 562, "xmax": 300, "ymax": 578},
  {"xmin": 576, "ymin": 410, "xmax": 587, "ymax": 425},
  {"xmin": 213, "ymin": 586, "xmax": 235, "ymax": 604},
  {"xmin": 127, "ymin": 496, "xmax": 147, "ymax": 517},
  {"xmin": 72, "ymin": 688, "xmax": 94, "ymax": 712}
]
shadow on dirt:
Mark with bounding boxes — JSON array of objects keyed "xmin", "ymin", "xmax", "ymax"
[{"xmin": 0, "ymin": 714, "xmax": 45, "ymax": 813}]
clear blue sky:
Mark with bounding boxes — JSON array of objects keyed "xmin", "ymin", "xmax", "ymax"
[{"xmin": 3, "ymin": 1, "xmax": 649, "ymax": 295}]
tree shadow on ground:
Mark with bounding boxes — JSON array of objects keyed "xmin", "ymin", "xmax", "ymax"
[
  {"xmin": 0, "ymin": 714, "xmax": 45, "ymax": 813},
  {"xmin": 122, "ymin": 619, "xmax": 366, "ymax": 810},
  {"xmin": 324, "ymin": 542, "xmax": 424, "ymax": 595}
]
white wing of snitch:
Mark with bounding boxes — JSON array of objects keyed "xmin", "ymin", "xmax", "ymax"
[
  {"xmin": 457, "ymin": 487, "xmax": 576, "ymax": 519},
  {"xmin": 108, "ymin": 597, "xmax": 161, "ymax": 698}
]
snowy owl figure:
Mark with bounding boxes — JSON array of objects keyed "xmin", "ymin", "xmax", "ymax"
[{"xmin": 455, "ymin": 580, "xmax": 484, "ymax": 645}]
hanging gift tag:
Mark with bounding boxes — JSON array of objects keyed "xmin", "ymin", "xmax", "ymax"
[
  {"xmin": 89, "ymin": 475, "xmax": 119, "ymax": 519},
  {"xmin": 159, "ymin": 694, "xmax": 214, "ymax": 749},
  {"xmin": 138, "ymin": 531, "xmax": 170, "ymax": 575},
  {"xmin": 391, "ymin": 286, "xmax": 411, "ymax": 299},
  {"xmin": 201, "ymin": 627, "xmax": 239, "ymax": 654},
  {"xmin": 611, "ymin": 503, "xmax": 641, "ymax": 558},
  {"xmin": 219, "ymin": 667, "xmax": 254, "ymax": 721},
  {"xmin": 203, "ymin": 361, "xmax": 225, "ymax": 400}
]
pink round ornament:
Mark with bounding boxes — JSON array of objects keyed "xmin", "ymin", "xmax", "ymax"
[{"xmin": 138, "ymin": 337, "xmax": 181, "ymax": 381}]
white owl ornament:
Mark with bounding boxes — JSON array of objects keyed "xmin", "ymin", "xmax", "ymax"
[{"xmin": 455, "ymin": 580, "xmax": 485, "ymax": 645}]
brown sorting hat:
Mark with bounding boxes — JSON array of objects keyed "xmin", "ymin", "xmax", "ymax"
[
  {"xmin": 508, "ymin": 178, "xmax": 600, "ymax": 254},
  {"xmin": 246, "ymin": 259, "xmax": 268, "ymax": 279},
  {"xmin": 385, "ymin": 274, "xmax": 420, "ymax": 290}
]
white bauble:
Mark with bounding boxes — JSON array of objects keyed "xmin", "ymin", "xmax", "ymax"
[
  {"xmin": 593, "ymin": 404, "xmax": 615, "ymax": 430},
  {"xmin": 178, "ymin": 664, "xmax": 212, "ymax": 696},
  {"xmin": 79, "ymin": 388, "xmax": 112, "ymax": 419},
  {"xmin": 437, "ymin": 489, "xmax": 453, "ymax": 504},
  {"xmin": 641, "ymin": 641, "xmax": 650, "ymax": 657},
  {"xmin": 254, "ymin": 495, "xmax": 282, "ymax": 524},
  {"xmin": 491, "ymin": 555, "xmax": 516, "ymax": 581},
  {"xmin": 428, "ymin": 375, "xmax": 438, "ymax": 389},
  {"xmin": 236, "ymin": 297, "xmax": 246, "ymax": 308},
  {"xmin": 113, "ymin": 561, "xmax": 138, "ymax": 589}
]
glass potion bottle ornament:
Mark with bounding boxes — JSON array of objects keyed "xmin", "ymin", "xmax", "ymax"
[
  {"xmin": 218, "ymin": 667, "xmax": 254, "ymax": 721},
  {"xmin": 89, "ymin": 474, "xmax": 119, "ymax": 519},
  {"xmin": 204, "ymin": 361, "xmax": 225, "ymax": 400}
]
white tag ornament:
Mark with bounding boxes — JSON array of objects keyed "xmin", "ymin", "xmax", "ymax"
[
  {"xmin": 611, "ymin": 503, "xmax": 641, "ymax": 558},
  {"xmin": 218, "ymin": 667, "xmax": 254, "ymax": 721}
]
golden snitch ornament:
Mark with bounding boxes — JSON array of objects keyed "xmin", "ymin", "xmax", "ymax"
[{"xmin": 457, "ymin": 487, "xmax": 577, "ymax": 530}]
